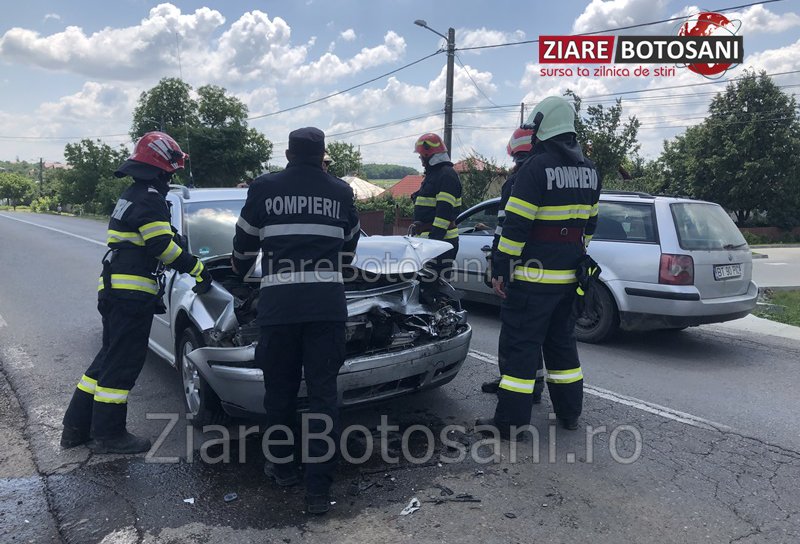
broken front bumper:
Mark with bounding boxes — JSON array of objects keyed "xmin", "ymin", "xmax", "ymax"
[{"xmin": 185, "ymin": 325, "xmax": 472, "ymax": 418}]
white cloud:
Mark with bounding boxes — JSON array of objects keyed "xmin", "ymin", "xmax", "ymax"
[
  {"xmin": 340, "ymin": 28, "xmax": 356, "ymax": 41},
  {"xmin": 1, "ymin": 5, "xmax": 408, "ymax": 91},
  {"xmin": 43, "ymin": 13, "xmax": 61, "ymax": 22},
  {"xmin": 286, "ymin": 31, "xmax": 406, "ymax": 85},
  {"xmin": 0, "ymin": 4, "xmax": 226, "ymax": 80},
  {"xmin": 742, "ymin": 38, "xmax": 800, "ymax": 75},
  {"xmin": 572, "ymin": 0, "xmax": 671, "ymax": 34},
  {"xmin": 729, "ymin": 5, "xmax": 800, "ymax": 34},
  {"xmin": 458, "ymin": 27, "xmax": 525, "ymax": 52}
]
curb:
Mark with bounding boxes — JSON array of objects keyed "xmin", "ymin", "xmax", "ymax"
[{"xmin": 758, "ymin": 286, "xmax": 800, "ymax": 293}]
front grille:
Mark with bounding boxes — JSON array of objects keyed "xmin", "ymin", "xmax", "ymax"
[{"xmin": 341, "ymin": 372, "xmax": 426, "ymax": 402}]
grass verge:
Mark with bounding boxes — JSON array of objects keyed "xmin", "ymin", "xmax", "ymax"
[{"xmin": 754, "ymin": 289, "xmax": 800, "ymax": 327}]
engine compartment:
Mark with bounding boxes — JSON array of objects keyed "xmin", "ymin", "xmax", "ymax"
[{"xmin": 203, "ymin": 257, "xmax": 468, "ymax": 355}]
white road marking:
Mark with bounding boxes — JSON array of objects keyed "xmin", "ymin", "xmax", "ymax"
[
  {"xmin": 468, "ymin": 349, "xmax": 731, "ymax": 432},
  {"xmin": 0, "ymin": 213, "xmax": 106, "ymax": 247},
  {"xmin": 0, "ymin": 314, "xmax": 6, "ymax": 328}
]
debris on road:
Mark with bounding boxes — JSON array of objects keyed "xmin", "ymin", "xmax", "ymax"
[
  {"xmin": 425, "ymin": 493, "xmax": 481, "ymax": 505},
  {"xmin": 183, "ymin": 498, "xmax": 195, "ymax": 505},
  {"xmin": 433, "ymin": 484, "xmax": 454, "ymax": 496},
  {"xmin": 223, "ymin": 493, "xmax": 238, "ymax": 503},
  {"xmin": 504, "ymin": 513, "xmax": 517, "ymax": 519},
  {"xmin": 400, "ymin": 497, "xmax": 421, "ymax": 516}
]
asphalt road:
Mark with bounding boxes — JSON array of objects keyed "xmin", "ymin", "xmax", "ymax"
[
  {"xmin": 1, "ymin": 211, "xmax": 799, "ymax": 544},
  {"xmin": 752, "ymin": 247, "xmax": 800, "ymax": 288}
]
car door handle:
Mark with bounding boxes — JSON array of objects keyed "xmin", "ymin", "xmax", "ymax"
[{"xmin": 481, "ymin": 245, "xmax": 492, "ymax": 252}]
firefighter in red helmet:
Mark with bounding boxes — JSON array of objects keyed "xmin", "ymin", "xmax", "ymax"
[
  {"xmin": 411, "ymin": 133, "xmax": 463, "ymax": 300},
  {"xmin": 481, "ymin": 126, "xmax": 545, "ymax": 402},
  {"xmin": 61, "ymin": 131, "xmax": 212, "ymax": 454}
]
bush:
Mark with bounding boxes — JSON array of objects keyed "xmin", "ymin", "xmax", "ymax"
[
  {"xmin": 30, "ymin": 196, "xmax": 56, "ymax": 213},
  {"xmin": 355, "ymin": 195, "xmax": 414, "ymax": 228},
  {"xmin": 94, "ymin": 177, "xmax": 130, "ymax": 215},
  {"xmin": 741, "ymin": 231, "xmax": 768, "ymax": 245}
]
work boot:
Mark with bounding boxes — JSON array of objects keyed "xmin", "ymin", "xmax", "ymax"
[
  {"xmin": 559, "ymin": 417, "xmax": 579, "ymax": 431},
  {"xmin": 481, "ymin": 378, "xmax": 501, "ymax": 394},
  {"xmin": 475, "ymin": 417, "xmax": 509, "ymax": 440},
  {"xmin": 264, "ymin": 462, "xmax": 301, "ymax": 487},
  {"xmin": 88, "ymin": 431, "xmax": 152, "ymax": 454},
  {"xmin": 60, "ymin": 426, "xmax": 90, "ymax": 449},
  {"xmin": 305, "ymin": 493, "xmax": 331, "ymax": 515}
]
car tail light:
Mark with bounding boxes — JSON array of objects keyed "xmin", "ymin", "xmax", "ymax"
[{"xmin": 659, "ymin": 254, "xmax": 694, "ymax": 285}]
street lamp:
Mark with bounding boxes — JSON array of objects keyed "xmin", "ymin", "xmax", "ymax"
[{"xmin": 414, "ymin": 20, "xmax": 455, "ymax": 154}]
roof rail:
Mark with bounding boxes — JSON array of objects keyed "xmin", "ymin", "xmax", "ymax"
[
  {"xmin": 169, "ymin": 184, "xmax": 190, "ymax": 199},
  {"xmin": 601, "ymin": 190, "xmax": 653, "ymax": 198}
]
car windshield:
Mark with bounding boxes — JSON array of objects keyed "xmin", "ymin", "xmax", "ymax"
[
  {"xmin": 671, "ymin": 202, "xmax": 747, "ymax": 251},
  {"xmin": 184, "ymin": 200, "xmax": 246, "ymax": 259}
]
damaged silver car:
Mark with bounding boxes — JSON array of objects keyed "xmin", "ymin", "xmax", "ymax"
[{"xmin": 148, "ymin": 188, "xmax": 472, "ymax": 426}]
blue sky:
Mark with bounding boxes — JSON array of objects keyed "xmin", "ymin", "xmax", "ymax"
[{"xmin": 1, "ymin": 0, "xmax": 799, "ymax": 173}]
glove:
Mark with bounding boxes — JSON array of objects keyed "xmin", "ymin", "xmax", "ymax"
[
  {"xmin": 192, "ymin": 267, "xmax": 213, "ymax": 294},
  {"xmin": 172, "ymin": 226, "xmax": 189, "ymax": 250},
  {"xmin": 573, "ymin": 255, "xmax": 602, "ymax": 318}
]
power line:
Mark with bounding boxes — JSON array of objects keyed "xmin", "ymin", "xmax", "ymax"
[
  {"xmin": 246, "ymin": 50, "xmax": 443, "ymax": 121},
  {"xmin": 454, "ymin": 53, "xmax": 498, "ymax": 107},
  {"xmin": 456, "ymin": 0, "xmax": 785, "ymax": 51},
  {"xmin": 0, "ymin": 133, "xmax": 130, "ymax": 141}
]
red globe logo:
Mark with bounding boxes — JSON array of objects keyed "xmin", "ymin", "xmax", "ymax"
[{"xmin": 678, "ymin": 11, "xmax": 742, "ymax": 77}]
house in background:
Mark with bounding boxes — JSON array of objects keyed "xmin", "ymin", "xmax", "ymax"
[{"xmin": 387, "ymin": 174, "xmax": 423, "ymax": 198}]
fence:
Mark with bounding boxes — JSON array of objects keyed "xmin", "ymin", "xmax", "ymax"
[{"xmin": 739, "ymin": 226, "xmax": 800, "ymax": 242}]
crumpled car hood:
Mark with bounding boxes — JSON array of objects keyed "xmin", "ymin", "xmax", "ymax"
[
  {"xmin": 351, "ymin": 236, "xmax": 452, "ymax": 275},
  {"xmin": 208, "ymin": 235, "xmax": 453, "ymax": 276}
]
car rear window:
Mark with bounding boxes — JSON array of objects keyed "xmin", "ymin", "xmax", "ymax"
[
  {"xmin": 593, "ymin": 201, "xmax": 657, "ymax": 243},
  {"xmin": 671, "ymin": 202, "xmax": 747, "ymax": 251}
]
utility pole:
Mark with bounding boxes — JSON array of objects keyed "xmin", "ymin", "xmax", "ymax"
[
  {"xmin": 520, "ymin": 102, "xmax": 525, "ymax": 126},
  {"xmin": 415, "ymin": 20, "xmax": 456, "ymax": 153},
  {"xmin": 443, "ymin": 27, "xmax": 455, "ymax": 153},
  {"xmin": 39, "ymin": 158, "xmax": 43, "ymax": 186}
]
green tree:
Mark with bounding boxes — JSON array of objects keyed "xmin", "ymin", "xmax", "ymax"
[
  {"xmin": 657, "ymin": 71, "xmax": 800, "ymax": 226},
  {"xmin": 130, "ymin": 77, "xmax": 198, "ymax": 140},
  {"xmin": 362, "ymin": 163, "xmax": 419, "ymax": 180},
  {"xmin": 61, "ymin": 139, "xmax": 129, "ymax": 207},
  {"xmin": 566, "ymin": 91, "xmax": 641, "ymax": 186},
  {"xmin": 326, "ymin": 141, "xmax": 363, "ymax": 177},
  {"xmin": 459, "ymin": 152, "xmax": 506, "ymax": 209},
  {"xmin": 0, "ymin": 172, "xmax": 36, "ymax": 209},
  {"xmin": 131, "ymin": 79, "xmax": 272, "ymax": 186}
]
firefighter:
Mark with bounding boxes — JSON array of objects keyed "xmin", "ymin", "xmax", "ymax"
[
  {"xmin": 322, "ymin": 152, "xmax": 334, "ymax": 173},
  {"xmin": 477, "ymin": 96, "xmax": 601, "ymax": 435},
  {"xmin": 61, "ymin": 131, "xmax": 212, "ymax": 454},
  {"xmin": 232, "ymin": 127, "xmax": 360, "ymax": 515},
  {"xmin": 481, "ymin": 126, "xmax": 544, "ymax": 403},
  {"xmin": 410, "ymin": 132, "xmax": 462, "ymax": 298}
]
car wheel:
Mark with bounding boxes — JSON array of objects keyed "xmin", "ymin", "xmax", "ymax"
[
  {"xmin": 177, "ymin": 326, "xmax": 229, "ymax": 428},
  {"xmin": 574, "ymin": 284, "xmax": 619, "ymax": 344}
]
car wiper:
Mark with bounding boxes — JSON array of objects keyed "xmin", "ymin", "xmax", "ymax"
[{"xmin": 723, "ymin": 243, "xmax": 748, "ymax": 250}]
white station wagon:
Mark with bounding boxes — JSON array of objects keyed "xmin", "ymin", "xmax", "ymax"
[{"xmin": 452, "ymin": 191, "xmax": 758, "ymax": 343}]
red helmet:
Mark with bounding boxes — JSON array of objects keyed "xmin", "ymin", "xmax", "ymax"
[
  {"xmin": 128, "ymin": 131, "xmax": 187, "ymax": 173},
  {"xmin": 414, "ymin": 133, "xmax": 447, "ymax": 158},
  {"xmin": 507, "ymin": 127, "xmax": 534, "ymax": 157}
]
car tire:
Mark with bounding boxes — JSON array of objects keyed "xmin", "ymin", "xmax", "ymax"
[
  {"xmin": 574, "ymin": 284, "xmax": 619, "ymax": 344},
  {"xmin": 177, "ymin": 326, "xmax": 230, "ymax": 428}
]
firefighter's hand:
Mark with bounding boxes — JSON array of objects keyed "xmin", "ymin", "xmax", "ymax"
[
  {"xmin": 192, "ymin": 268, "xmax": 213, "ymax": 295},
  {"xmin": 492, "ymin": 278, "xmax": 507, "ymax": 299}
]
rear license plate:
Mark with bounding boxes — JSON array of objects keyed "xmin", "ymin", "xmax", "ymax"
[{"xmin": 714, "ymin": 263, "xmax": 742, "ymax": 280}]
